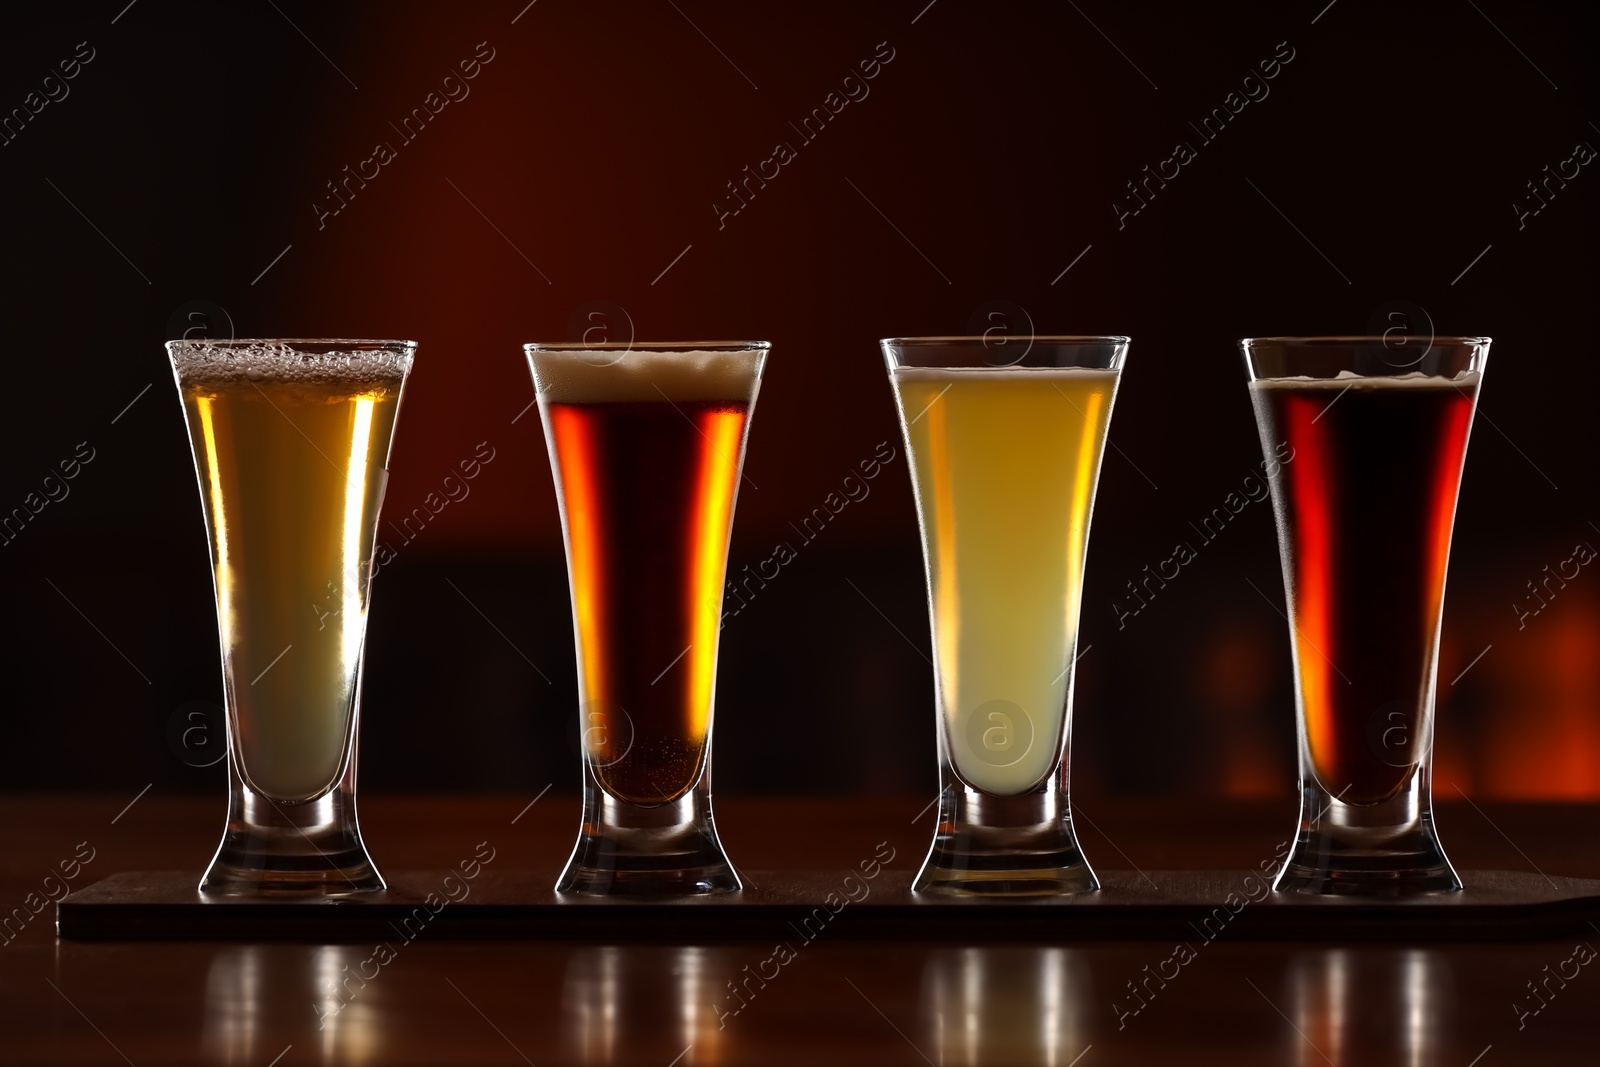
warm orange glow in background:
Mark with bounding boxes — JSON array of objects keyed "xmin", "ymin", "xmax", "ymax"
[{"xmin": 271, "ymin": 6, "xmax": 1600, "ymax": 801}]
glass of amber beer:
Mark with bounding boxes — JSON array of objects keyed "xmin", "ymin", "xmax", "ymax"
[
  {"xmin": 1243, "ymin": 335, "xmax": 1488, "ymax": 894},
  {"xmin": 167, "ymin": 339, "xmax": 414, "ymax": 895},
  {"xmin": 527, "ymin": 340, "xmax": 767, "ymax": 895},
  {"xmin": 883, "ymin": 336, "xmax": 1126, "ymax": 895}
]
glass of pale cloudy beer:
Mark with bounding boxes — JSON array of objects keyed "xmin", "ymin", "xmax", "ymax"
[
  {"xmin": 527, "ymin": 341, "xmax": 768, "ymax": 895},
  {"xmin": 883, "ymin": 336, "xmax": 1126, "ymax": 895},
  {"xmin": 1243, "ymin": 335, "xmax": 1488, "ymax": 894},
  {"xmin": 167, "ymin": 339, "xmax": 414, "ymax": 895}
]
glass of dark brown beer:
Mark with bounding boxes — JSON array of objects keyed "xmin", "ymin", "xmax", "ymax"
[
  {"xmin": 527, "ymin": 340, "xmax": 768, "ymax": 895},
  {"xmin": 167, "ymin": 339, "xmax": 415, "ymax": 895},
  {"xmin": 1242, "ymin": 335, "xmax": 1489, "ymax": 894}
]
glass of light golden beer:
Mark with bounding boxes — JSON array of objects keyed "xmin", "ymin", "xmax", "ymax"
[
  {"xmin": 167, "ymin": 339, "xmax": 414, "ymax": 895},
  {"xmin": 1243, "ymin": 336, "xmax": 1487, "ymax": 894},
  {"xmin": 883, "ymin": 335, "xmax": 1126, "ymax": 895},
  {"xmin": 527, "ymin": 340, "xmax": 767, "ymax": 895}
]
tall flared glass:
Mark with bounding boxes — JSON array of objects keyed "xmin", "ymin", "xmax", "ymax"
[
  {"xmin": 167, "ymin": 339, "xmax": 414, "ymax": 895},
  {"xmin": 1242, "ymin": 335, "xmax": 1488, "ymax": 894},
  {"xmin": 528, "ymin": 341, "xmax": 767, "ymax": 895},
  {"xmin": 883, "ymin": 336, "xmax": 1125, "ymax": 895}
]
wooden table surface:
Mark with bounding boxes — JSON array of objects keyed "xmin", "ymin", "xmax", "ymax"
[{"xmin": 3, "ymin": 793, "xmax": 1597, "ymax": 1065}]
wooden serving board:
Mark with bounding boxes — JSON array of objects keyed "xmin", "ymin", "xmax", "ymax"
[{"xmin": 56, "ymin": 869, "xmax": 1600, "ymax": 942}]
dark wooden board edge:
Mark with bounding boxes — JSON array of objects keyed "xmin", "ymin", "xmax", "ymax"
[{"xmin": 57, "ymin": 869, "xmax": 1600, "ymax": 942}]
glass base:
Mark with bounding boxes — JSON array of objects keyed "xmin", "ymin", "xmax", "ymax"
[
  {"xmin": 1274, "ymin": 777, "xmax": 1461, "ymax": 896},
  {"xmin": 557, "ymin": 774, "xmax": 741, "ymax": 896},
  {"xmin": 201, "ymin": 779, "xmax": 384, "ymax": 896},
  {"xmin": 914, "ymin": 781, "xmax": 1098, "ymax": 897}
]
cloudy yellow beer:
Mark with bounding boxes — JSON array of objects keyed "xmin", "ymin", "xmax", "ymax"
[
  {"xmin": 892, "ymin": 368, "xmax": 1117, "ymax": 795},
  {"xmin": 175, "ymin": 351, "xmax": 407, "ymax": 802}
]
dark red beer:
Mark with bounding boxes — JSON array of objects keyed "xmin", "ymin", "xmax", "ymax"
[
  {"xmin": 1251, "ymin": 375, "xmax": 1477, "ymax": 804},
  {"xmin": 543, "ymin": 397, "xmax": 750, "ymax": 805}
]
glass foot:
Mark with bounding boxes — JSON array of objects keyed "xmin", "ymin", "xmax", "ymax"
[
  {"xmin": 1274, "ymin": 779, "xmax": 1462, "ymax": 896},
  {"xmin": 914, "ymin": 784, "xmax": 1099, "ymax": 897},
  {"xmin": 557, "ymin": 780, "xmax": 741, "ymax": 896},
  {"xmin": 201, "ymin": 785, "xmax": 384, "ymax": 896}
]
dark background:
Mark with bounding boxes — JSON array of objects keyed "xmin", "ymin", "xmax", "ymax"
[{"xmin": 2, "ymin": 0, "xmax": 1596, "ymax": 801}]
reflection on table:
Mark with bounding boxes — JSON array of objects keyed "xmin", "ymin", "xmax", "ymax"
[
  {"xmin": 1290, "ymin": 948, "xmax": 1449, "ymax": 1067},
  {"xmin": 921, "ymin": 946, "xmax": 1089, "ymax": 1067},
  {"xmin": 204, "ymin": 944, "xmax": 383, "ymax": 1066},
  {"xmin": 564, "ymin": 945, "xmax": 728, "ymax": 1064}
]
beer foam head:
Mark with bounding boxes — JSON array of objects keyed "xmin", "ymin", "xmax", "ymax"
[
  {"xmin": 890, "ymin": 366, "xmax": 1121, "ymax": 384},
  {"xmin": 1250, "ymin": 369, "xmax": 1481, "ymax": 390},
  {"xmin": 167, "ymin": 340, "xmax": 414, "ymax": 390},
  {"xmin": 528, "ymin": 346, "xmax": 766, "ymax": 403}
]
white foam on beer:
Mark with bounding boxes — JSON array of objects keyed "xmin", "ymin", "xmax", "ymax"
[
  {"xmin": 1251, "ymin": 370, "xmax": 1480, "ymax": 390},
  {"xmin": 168, "ymin": 340, "xmax": 413, "ymax": 390},
  {"xmin": 890, "ymin": 366, "xmax": 1120, "ymax": 383},
  {"xmin": 530, "ymin": 348, "xmax": 764, "ymax": 403}
]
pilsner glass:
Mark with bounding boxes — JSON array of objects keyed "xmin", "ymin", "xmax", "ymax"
[
  {"xmin": 527, "ymin": 341, "xmax": 768, "ymax": 895},
  {"xmin": 167, "ymin": 339, "xmax": 415, "ymax": 895},
  {"xmin": 882, "ymin": 336, "xmax": 1126, "ymax": 895},
  {"xmin": 1242, "ymin": 335, "xmax": 1488, "ymax": 894}
]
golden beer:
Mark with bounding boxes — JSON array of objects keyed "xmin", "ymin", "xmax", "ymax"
[
  {"xmin": 892, "ymin": 367, "xmax": 1117, "ymax": 795},
  {"xmin": 173, "ymin": 344, "xmax": 408, "ymax": 803}
]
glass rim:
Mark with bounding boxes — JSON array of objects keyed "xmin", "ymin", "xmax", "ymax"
[
  {"xmin": 1239, "ymin": 335, "xmax": 1490, "ymax": 346},
  {"xmin": 523, "ymin": 340, "xmax": 770, "ymax": 353},
  {"xmin": 880, "ymin": 334, "xmax": 1130, "ymax": 346},
  {"xmin": 164, "ymin": 337, "xmax": 417, "ymax": 351}
]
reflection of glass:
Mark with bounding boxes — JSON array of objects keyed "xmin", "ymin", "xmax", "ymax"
[
  {"xmin": 203, "ymin": 944, "xmax": 382, "ymax": 1065},
  {"xmin": 884, "ymin": 336, "xmax": 1124, "ymax": 895},
  {"xmin": 1243, "ymin": 336, "xmax": 1487, "ymax": 894},
  {"xmin": 562, "ymin": 945, "xmax": 727, "ymax": 1063},
  {"xmin": 1289, "ymin": 949, "xmax": 1449, "ymax": 1065},
  {"xmin": 528, "ymin": 341, "xmax": 767, "ymax": 894},
  {"xmin": 920, "ymin": 947, "xmax": 1088, "ymax": 1065},
  {"xmin": 168, "ymin": 339, "xmax": 414, "ymax": 894}
]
